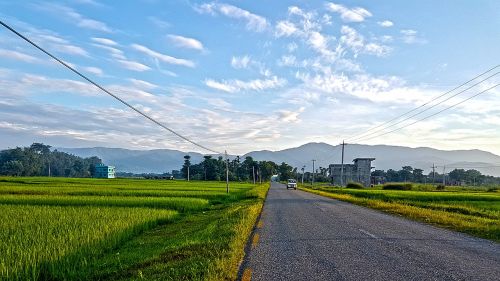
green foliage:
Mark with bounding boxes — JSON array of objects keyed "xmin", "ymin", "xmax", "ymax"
[
  {"xmin": 0, "ymin": 143, "xmax": 101, "ymax": 177},
  {"xmin": 436, "ymin": 184, "xmax": 446, "ymax": 190},
  {"xmin": 372, "ymin": 165, "xmax": 500, "ymax": 185},
  {"xmin": 383, "ymin": 183, "xmax": 413, "ymax": 190},
  {"xmin": 346, "ymin": 182, "xmax": 364, "ymax": 189},
  {"xmin": 178, "ymin": 155, "xmax": 280, "ymax": 183}
]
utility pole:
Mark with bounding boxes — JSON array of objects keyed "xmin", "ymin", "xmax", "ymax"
[
  {"xmin": 312, "ymin": 160, "xmax": 316, "ymax": 186},
  {"xmin": 252, "ymin": 166, "xmax": 256, "ymax": 184},
  {"xmin": 301, "ymin": 165, "xmax": 305, "ymax": 185},
  {"xmin": 187, "ymin": 164, "xmax": 190, "ymax": 181},
  {"xmin": 340, "ymin": 140, "xmax": 346, "ymax": 187},
  {"xmin": 225, "ymin": 151, "xmax": 229, "ymax": 193},
  {"xmin": 431, "ymin": 163, "xmax": 436, "ymax": 184}
]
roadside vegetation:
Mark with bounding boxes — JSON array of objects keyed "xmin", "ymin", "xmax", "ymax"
[
  {"xmin": 299, "ymin": 183, "xmax": 500, "ymax": 241},
  {"xmin": 0, "ymin": 177, "xmax": 269, "ymax": 280}
]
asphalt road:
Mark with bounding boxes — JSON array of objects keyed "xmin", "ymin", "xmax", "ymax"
[{"xmin": 240, "ymin": 182, "xmax": 500, "ymax": 281}]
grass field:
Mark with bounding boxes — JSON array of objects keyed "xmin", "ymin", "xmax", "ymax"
[
  {"xmin": 300, "ymin": 184, "xmax": 500, "ymax": 241},
  {"xmin": 0, "ymin": 177, "xmax": 269, "ymax": 281}
]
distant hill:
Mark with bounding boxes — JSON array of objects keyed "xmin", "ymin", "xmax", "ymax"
[{"xmin": 58, "ymin": 143, "xmax": 500, "ymax": 176}]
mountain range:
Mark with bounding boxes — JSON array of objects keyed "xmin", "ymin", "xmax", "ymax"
[{"xmin": 58, "ymin": 143, "xmax": 500, "ymax": 177}]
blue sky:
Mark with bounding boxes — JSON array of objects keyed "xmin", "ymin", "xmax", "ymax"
[{"xmin": 0, "ymin": 0, "xmax": 499, "ymax": 155}]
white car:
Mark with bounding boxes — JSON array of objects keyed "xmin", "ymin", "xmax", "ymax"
[{"xmin": 286, "ymin": 179, "xmax": 297, "ymax": 190}]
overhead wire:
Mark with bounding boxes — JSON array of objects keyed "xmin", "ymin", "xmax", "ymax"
[
  {"xmin": 352, "ymin": 83, "xmax": 500, "ymax": 142},
  {"xmin": 0, "ymin": 20, "xmax": 223, "ymax": 155},
  {"xmin": 346, "ymin": 66, "xmax": 500, "ymax": 142}
]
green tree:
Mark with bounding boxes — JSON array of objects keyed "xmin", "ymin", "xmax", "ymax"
[
  {"xmin": 181, "ymin": 155, "xmax": 191, "ymax": 180},
  {"xmin": 1, "ymin": 160, "xmax": 24, "ymax": 176},
  {"xmin": 413, "ymin": 168, "xmax": 424, "ymax": 183}
]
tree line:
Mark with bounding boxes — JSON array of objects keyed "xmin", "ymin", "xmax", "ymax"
[
  {"xmin": 371, "ymin": 166, "xmax": 500, "ymax": 185},
  {"xmin": 180, "ymin": 155, "xmax": 297, "ymax": 182},
  {"xmin": 0, "ymin": 143, "xmax": 102, "ymax": 177}
]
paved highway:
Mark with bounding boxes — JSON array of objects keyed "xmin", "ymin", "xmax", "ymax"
[{"xmin": 240, "ymin": 182, "xmax": 500, "ymax": 281}]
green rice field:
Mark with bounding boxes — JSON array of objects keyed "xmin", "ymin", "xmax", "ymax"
[
  {"xmin": 0, "ymin": 177, "xmax": 268, "ymax": 280},
  {"xmin": 300, "ymin": 184, "xmax": 500, "ymax": 241}
]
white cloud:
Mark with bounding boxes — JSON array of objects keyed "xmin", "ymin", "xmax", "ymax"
[
  {"xmin": 231, "ymin": 55, "xmax": 251, "ymax": 69},
  {"xmin": 341, "ymin": 25, "xmax": 391, "ymax": 57},
  {"xmin": 55, "ymin": 44, "xmax": 89, "ymax": 57},
  {"xmin": 116, "ymin": 59, "xmax": 151, "ymax": 72},
  {"xmin": 278, "ymin": 55, "xmax": 297, "ymax": 66},
  {"xmin": 0, "ymin": 49, "xmax": 40, "ymax": 63},
  {"xmin": 148, "ymin": 16, "xmax": 170, "ymax": 29},
  {"xmin": 195, "ymin": 2, "xmax": 268, "ymax": 32},
  {"xmin": 128, "ymin": 78, "xmax": 158, "ymax": 89},
  {"xmin": 78, "ymin": 18, "xmax": 111, "ymax": 32},
  {"xmin": 378, "ymin": 20, "xmax": 394, "ymax": 27},
  {"xmin": 83, "ymin": 66, "xmax": 103, "ymax": 76},
  {"xmin": 167, "ymin": 35, "xmax": 204, "ymax": 51},
  {"xmin": 91, "ymin": 44, "xmax": 125, "ymax": 59},
  {"xmin": 325, "ymin": 2, "xmax": 372, "ymax": 22},
  {"xmin": 287, "ymin": 42, "xmax": 298, "ymax": 52},
  {"xmin": 275, "ymin": 21, "xmax": 299, "ymax": 37},
  {"xmin": 131, "ymin": 44, "xmax": 195, "ymax": 68},
  {"xmin": 204, "ymin": 76, "xmax": 287, "ymax": 93},
  {"xmin": 38, "ymin": 3, "xmax": 112, "ymax": 32},
  {"xmin": 401, "ymin": 29, "xmax": 427, "ymax": 44},
  {"xmin": 277, "ymin": 107, "xmax": 305, "ymax": 123},
  {"xmin": 91, "ymin": 37, "xmax": 118, "ymax": 46}
]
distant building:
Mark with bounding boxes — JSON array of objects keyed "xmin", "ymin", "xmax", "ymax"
[
  {"xmin": 94, "ymin": 163, "xmax": 115, "ymax": 178},
  {"xmin": 329, "ymin": 158, "xmax": 375, "ymax": 187}
]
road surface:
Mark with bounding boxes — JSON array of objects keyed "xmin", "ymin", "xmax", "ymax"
[{"xmin": 240, "ymin": 182, "xmax": 500, "ymax": 281}]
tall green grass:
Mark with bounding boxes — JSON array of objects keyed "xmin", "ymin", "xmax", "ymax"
[
  {"xmin": 0, "ymin": 204, "xmax": 177, "ymax": 280},
  {"xmin": 0, "ymin": 194, "xmax": 209, "ymax": 212},
  {"xmin": 0, "ymin": 177, "xmax": 265, "ymax": 280}
]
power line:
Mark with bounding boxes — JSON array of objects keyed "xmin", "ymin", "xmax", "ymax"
[
  {"xmin": 353, "ymin": 83, "xmax": 500, "ymax": 142},
  {"xmin": 349, "ymin": 72, "xmax": 499, "ymax": 142},
  {"xmin": 344, "ymin": 65, "xmax": 500, "ymax": 142},
  {"xmin": 0, "ymin": 20, "xmax": 223, "ymax": 155}
]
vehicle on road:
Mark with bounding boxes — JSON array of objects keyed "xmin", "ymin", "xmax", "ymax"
[{"xmin": 286, "ymin": 179, "xmax": 297, "ymax": 190}]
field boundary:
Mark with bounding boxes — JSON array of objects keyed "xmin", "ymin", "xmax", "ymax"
[{"xmin": 237, "ymin": 182, "xmax": 271, "ymax": 280}]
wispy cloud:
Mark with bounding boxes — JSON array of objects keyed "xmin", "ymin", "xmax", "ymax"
[
  {"xmin": 277, "ymin": 107, "xmax": 305, "ymax": 123},
  {"xmin": 148, "ymin": 16, "xmax": 170, "ymax": 29},
  {"xmin": 204, "ymin": 76, "xmax": 286, "ymax": 93},
  {"xmin": 231, "ymin": 55, "xmax": 251, "ymax": 69},
  {"xmin": 83, "ymin": 66, "xmax": 103, "ymax": 76},
  {"xmin": 167, "ymin": 34, "xmax": 204, "ymax": 51},
  {"xmin": 91, "ymin": 37, "xmax": 118, "ymax": 46},
  {"xmin": 131, "ymin": 44, "xmax": 195, "ymax": 67},
  {"xmin": 400, "ymin": 29, "xmax": 427, "ymax": 44},
  {"xmin": 0, "ymin": 49, "xmax": 40, "ymax": 63},
  {"xmin": 37, "ymin": 3, "xmax": 112, "ymax": 32},
  {"xmin": 116, "ymin": 59, "xmax": 151, "ymax": 71},
  {"xmin": 91, "ymin": 43, "xmax": 125, "ymax": 59},
  {"xmin": 275, "ymin": 21, "xmax": 299, "ymax": 37},
  {"xmin": 195, "ymin": 2, "xmax": 269, "ymax": 32},
  {"xmin": 341, "ymin": 26, "xmax": 391, "ymax": 57},
  {"xmin": 325, "ymin": 2, "xmax": 372, "ymax": 22},
  {"xmin": 378, "ymin": 20, "xmax": 394, "ymax": 27}
]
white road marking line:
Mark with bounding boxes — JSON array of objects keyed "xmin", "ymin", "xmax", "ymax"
[{"xmin": 359, "ymin": 228, "xmax": 378, "ymax": 239}]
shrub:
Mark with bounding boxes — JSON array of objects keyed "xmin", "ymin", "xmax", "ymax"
[
  {"xmin": 382, "ymin": 183, "xmax": 413, "ymax": 190},
  {"xmin": 436, "ymin": 184, "xmax": 446, "ymax": 190},
  {"xmin": 346, "ymin": 182, "xmax": 364, "ymax": 189}
]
